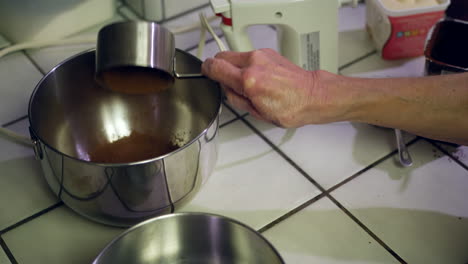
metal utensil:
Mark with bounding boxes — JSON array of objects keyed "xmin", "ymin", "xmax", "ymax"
[
  {"xmin": 93, "ymin": 213, "xmax": 285, "ymax": 264},
  {"xmin": 96, "ymin": 21, "xmax": 203, "ymax": 94},
  {"xmin": 395, "ymin": 129, "xmax": 413, "ymax": 167}
]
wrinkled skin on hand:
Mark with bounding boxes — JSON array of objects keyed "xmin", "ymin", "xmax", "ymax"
[
  {"xmin": 201, "ymin": 48, "xmax": 342, "ymax": 128},
  {"xmin": 204, "ymin": 49, "xmax": 468, "ymax": 145}
]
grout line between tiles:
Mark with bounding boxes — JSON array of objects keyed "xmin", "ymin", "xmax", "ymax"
[
  {"xmin": 161, "ymin": 0, "xmax": 167, "ymax": 21},
  {"xmin": 258, "ymin": 192, "xmax": 327, "ymax": 233},
  {"xmin": 327, "ymin": 137, "xmax": 420, "ymax": 194},
  {"xmin": 256, "ymin": 139, "xmax": 418, "ymax": 262},
  {"xmin": 338, "ymin": 49, "xmax": 377, "ymax": 73},
  {"xmin": 223, "ymin": 103, "xmax": 328, "ymax": 191},
  {"xmin": 238, "ymin": 115, "xmax": 327, "ymax": 192},
  {"xmin": 119, "ymin": 1, "xmax": 145, "ymax": 20},
  {"xmin": 21, "ymin": 51, "xmax": 46, "ymax": 76},
  {"xmin": 0, "ymin": 201, "xmax": 64, "ymax": 235},
  {"xmin": 1, "ymin": 115, "xmax": 28, "ymax": 128},
  {"xmin": 117, "ymin": 5, "xmax": 137, "ymax": 21},
  {"xmin": 225, "ymin": 101, "xmax": 410, "ymax": 262},
  {"xmin": 0, "ymin": 236, "xmax": 17, "ymax": 264},
  {"xmin": 426, "ymin": 139, "xmax": 468, "ymax": 171},
  {"xmin": 325, "ymin": 193, "xmax": 408, "ymax": 264},
  {"xmin": 141, "ymin": 0, "xmax": 147, "ymax": 19},
  {"xmin": 219, "ymin": 117, "xmax": 239, "ymax": 128},
  {"xmin": 219, "ymin": 102, "xmax": 250, "ymax": 128}
]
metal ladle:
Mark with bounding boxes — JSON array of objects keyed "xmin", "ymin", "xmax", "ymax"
[
  {"xmin": 96, "ymin": 21, "xmax": 203, "ymax": 94},
  {"xmin": 395, "ymin": 129, "xmax": 413, "ymax": 167}
]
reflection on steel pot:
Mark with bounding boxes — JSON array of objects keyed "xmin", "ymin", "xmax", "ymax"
[
  {"xmin": 28, "ymin": 49, "xmax": 222, "ymax": 227},
  {"xmin": 93, "ymin": 213, "xmax": 285, "ymax": 264},
  {"xmin": 425, "ymin": 19, "xmax": 468, "ymax": 75}
]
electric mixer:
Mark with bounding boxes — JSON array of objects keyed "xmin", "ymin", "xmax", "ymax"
[{"xmin": 210, "ymin": 0, "xmax": 358, "ymax": 73}]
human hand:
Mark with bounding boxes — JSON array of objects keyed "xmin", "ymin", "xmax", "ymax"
[{"xmin": 202, "ymin": 48, "xmax": 346, "ymax": 128}]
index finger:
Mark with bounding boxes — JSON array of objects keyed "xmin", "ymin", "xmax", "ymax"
[
  {"xmin": 202, "ymin": 58, "xmax": 245, "ymax": 96},
  {"xmin": 214, "ymin": 51, "xmax": 251, "ymax": 68}
]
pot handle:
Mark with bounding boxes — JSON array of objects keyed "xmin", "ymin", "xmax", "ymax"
[{"xmin": 28, "ymin": 127, "xmax": 43, "ymax": 160}]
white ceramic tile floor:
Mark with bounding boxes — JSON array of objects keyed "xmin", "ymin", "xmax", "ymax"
[
  {"xmin": 331, "ymin": 140, "xmax": 468, "ymax": 264},
  {"xmin": 178, "ymin": 120, "xmax": 320, "ymax": 229},
  {"xmin": 218, "ymin": 103, "xmax": 237, "ymax": 125},
  {"xmin": 338, "ymin": 29, "xmax": 375, "ymax": 69},
  {"xmin": 263, "ymin": 197, "xmax": 398, "ymax": 264},
  {"xmin": 26, "ymin": 43, "xmax": 97, "ymax": 74},
  {"xmin": 0, "ymin": 151, "xmax": 58, "ymax": 231},
  {"xmin": 435, "ymin": 143, "xmax": 468, "ymax": 168},
  {"xmin": 341, "ymin": 54, "xmax": 426, "ymax": 78},
  {"xmin": 0, "ymin": 111, "xmax": 57, "ymax": 234},
  {"xmin": 0, "ymin": 119, "xmax": 33, "ymax": 162},
  {"xmin": 338, "ymin": 4, "xmax": 367, "ymax": 32},
  {"xmin": 338, "ymin": 4, "xmax": 375, "ymax": 69},
  {"xmin": 2, "ymin": 207, "xmax": 123, "ymax": 264},
  {"xmin": 0, "ymin": 53, "xmax": 43, "ymax": 125},
  {"xmin": 245, "ymin": 116, "xmax": 414, "ymax": 189},
  {"xmin": 0, "ymin": 248, "xmax": 9, "ymax": 264},
  {"xmin": 117, "ymin": 3, "xmax": 142, "ymax": 20},
  {"xmin": 25, "ymin": 14, "xmax": 124, "ymax": 74}
]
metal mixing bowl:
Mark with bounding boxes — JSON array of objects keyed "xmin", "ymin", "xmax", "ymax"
[
  {"xmin": 28, "ymin": 49, "xmax": 222, "ymax": 226},
  {"xmin": 93, "ymin": 213, "xmax": 285, "ymax": 264}
]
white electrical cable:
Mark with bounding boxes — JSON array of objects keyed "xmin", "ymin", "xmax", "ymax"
[
  {"xmin": 0, "ymin": 36, "xmax": 96, "ymax": 59},
  {"xmin": 0, "ymin": 35, "xmax": 97, "ymax": 147},
  {"xmin": 197, "ymin": 23, "xmax": 208, "ymax": 58},
  {"xmin": 0, "ymin": 127, "xmax": 33, "ymax": 147},
  {"xmin": 170, "ymin": 14, "xmax": 220, "ymax": 34},
  {"xmin": 199, "ymin": 13, "xmax": 227, "ymax": 52}
]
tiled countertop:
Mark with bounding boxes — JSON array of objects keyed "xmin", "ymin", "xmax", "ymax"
[{"xmin": 1, "ymin": 3, "xmax": 467, "ymax": 264}]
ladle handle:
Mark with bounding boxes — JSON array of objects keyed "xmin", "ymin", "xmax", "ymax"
[
  {"xmin": 173, "ymin": 57, "xmax": 205, "ymax": 79},
  {"xmin": 174, "ymin": 72, "xmax": 204, "ymax": 79},
  {"xmin": 395, "ymin": 129, "xmax": 413, "ymax": 167}
]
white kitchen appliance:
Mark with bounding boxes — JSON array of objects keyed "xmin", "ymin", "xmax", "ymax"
[
  {"xmin": 210, "ymin": 0, "xmax": 357, "ymax": 73},
  {"xmin": 123, "ymin": 0, "xmax": 210, "ymax": 21}
]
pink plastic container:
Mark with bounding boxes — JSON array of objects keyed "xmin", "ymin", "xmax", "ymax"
[{"xmin": 366, "ymin": 0, "xmax": 450, "ymax": 60}]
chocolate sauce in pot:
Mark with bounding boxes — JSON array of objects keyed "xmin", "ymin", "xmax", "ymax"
[
  {"xmin": 98, "ymin": 66, "xmax": 174, "ymax": 95},
  {"xmin": 89, "ymin": 131, "xmax": 179, "ymax": 163}
]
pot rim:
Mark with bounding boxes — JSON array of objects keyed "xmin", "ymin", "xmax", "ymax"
[
  {"xmin": 92, "ymin": 212, "xmax": 285, "ymax": 264},
  {"xmin": 424, "ymin": 19, "xmax": 468, "ymax": 72},
  {"xmin": 28, "ymin": 48, "xmax": 222, "ymax": 167}
]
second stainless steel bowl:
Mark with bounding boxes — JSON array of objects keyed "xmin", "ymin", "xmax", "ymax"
[{"xmin": 93, "ymin": 213, "xmax": 285, "ymax": 264}]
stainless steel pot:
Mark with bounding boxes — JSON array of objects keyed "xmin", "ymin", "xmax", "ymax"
[
  {"xmin": 28, "ymin": 49, "xmax": 222, "ymax": 227},
  {"xmin": 93, "ymin": 213, "xmax": 285, "ymax": 264}
]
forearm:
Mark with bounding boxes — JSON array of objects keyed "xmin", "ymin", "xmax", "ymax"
[{"xmin": 335, "ymin": 72, "xmax": 468, "ymax": 145}]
